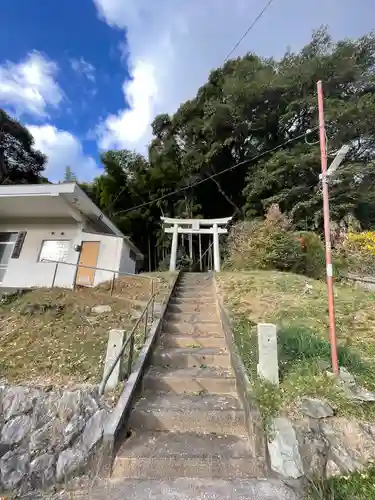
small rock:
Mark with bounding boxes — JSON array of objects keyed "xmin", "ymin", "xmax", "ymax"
[
  {"xmin": 81, "ymin": 392, "xmax": 99, "ymax": 418},
  {"xmin": 295, "ymin": 420, "xmax": 329, "ymax": 478},
  {"xmin": 58, "ymin": 391, "xmax": 82, "ymax": 422},
  {"xmin": 0, "ymin": 450, "xmax": 30, "ymax": 489},
  {"xmin": 32, "ymin": 393, "xmax": 59, "ymax": 429},
  {"xmin": 64, "ymin": 414, "xmax": 86, "ymax": 447},
  {"xmin": 56, "ymin": 447, "xmax": 86, "ymax": 482},
  {"xmin": 344, "ymin": 385, "xmax": 375, "ymax": 402},
  {"xmin": 339, "ymin": 367, "xmax": 356, "ymax": 386},
  {"xmin": 91, "ymin": 305, "xmax": 112, "ymax": 314},
  {"xmin": 326, "ymin": 459, "xmax": 341, "ymax": 478},
  {"xmin": 81, "ymin": 409, "xmax": 107, "ymax": 451},
  {"xmin": 268, "ymin": 417, "xmax": 303, "ymax": 479},
  {"xmin": 1, "ymin": 415, "xmax": 31, "ymax": 445},
  {"xmin": 29, "ymin": 418, "xmax": 65, "ymax": 454},
  {"xmin": 29, "ymin": 453, "xmax": 55, "ymax": 489},
  {"xmin": 300, "ymin": 398, "xmax": 334, "ymax": 419},
  {"xmin": 3, "ymin": 386, "xmax": 40, "ymax": 421}
]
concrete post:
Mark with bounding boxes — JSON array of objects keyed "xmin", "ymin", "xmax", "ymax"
[
  {"xmin": 102, "ymin": 329, "xmax": 125, "ymax": 392},
  {"xmin": 257, "ymin": 323, "xmax": 279, "ymax": 385},
  {"xmin": 170, "ymin": 224, "xmax": 178, "ymax": 271},
  {"xmin": 213, "ymin": 223, "xmax": 220, "ymax": 272}
]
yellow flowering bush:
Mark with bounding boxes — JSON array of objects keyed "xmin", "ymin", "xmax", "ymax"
[{"xmin": 335, "ymin": 231, "xmax": 375, "ymax": 276}]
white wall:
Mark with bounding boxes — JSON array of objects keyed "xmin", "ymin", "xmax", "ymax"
[
  {"xmin": 0, "ymin": 222, "xmax": 81, "ymax": 289},
  {"xmin": 119, "ymin": 240, "xmax": 136, "ymax": 275},
  {"xmin": 0, "ymin": 224, "xmax": 129, "ymax": 289}
]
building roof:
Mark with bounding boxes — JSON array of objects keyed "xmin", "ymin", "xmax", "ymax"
[{"xmin": 0, "ymin": 183, "xmax": 143, "ymax": 257}]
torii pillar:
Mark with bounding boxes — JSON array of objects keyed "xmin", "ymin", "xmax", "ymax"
[{"xmin": 161, "ymin": 217, "xmax": 232, "ymax": 272}]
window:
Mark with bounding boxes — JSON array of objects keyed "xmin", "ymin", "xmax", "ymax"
[
  {"xmin": 129, "ymin": 249, "xmax": 137, "ymax": 261},
  {"xmin": 39, "ymin": 240, "xmax": 70, "ymax": 263},
  {"xmin": 0, "ymin": 232, "xmax": 18, "ymax": 282}
]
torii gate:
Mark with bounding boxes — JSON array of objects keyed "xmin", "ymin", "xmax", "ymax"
[{"xmin": 161, "ymin": 217, "xmax": 232, "ymax": 272}]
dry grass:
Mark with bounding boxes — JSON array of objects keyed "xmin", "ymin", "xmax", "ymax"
[
  {"xmin": 0, "ymin": 272, "xmax": 172, "ymax": 387},
  {"xmin": 217, "ymin": 271, "xmax": 375, "ymax": 362},
  {"xmin": 217, "ymin": 271, "xmax": 375, "ymax": 422}
]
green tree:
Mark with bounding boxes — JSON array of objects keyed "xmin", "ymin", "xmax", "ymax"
[{"xmin": 0, "ymin": 109, "xmax": 46, "ymax": 184}]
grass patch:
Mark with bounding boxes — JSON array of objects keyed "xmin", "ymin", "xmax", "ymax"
[
  {"xmin": 307, "ymin": 466, "xmax": 375, "ymax": 499},
  {"xmin": 0, "ymin": 272, "xmax": 172, "ymax": 387},
  {"xmin": 218, "ymin": 271, "xmax": 375, "ymax": 423}
]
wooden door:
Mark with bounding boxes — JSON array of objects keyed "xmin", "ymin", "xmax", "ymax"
[{"xmin": 75, "ymin": 241, "xmax": 100, "ymax": 286}]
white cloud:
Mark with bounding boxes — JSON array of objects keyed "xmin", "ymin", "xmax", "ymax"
[
  {"xmin": 0, "ymin": 51, "xmax": 63, "ymax": 117},
  {"xmin": 70, "ymin": 57, "xmax": 96, "ymax": 82},
  {"xmin": 93, "ymin": 0, "xmax": 268, "ymax": 152},
  {"xmin": 27, "ymin": 125, "xmax": 100, "ymax": 182},
  {"xmin": 97, "ymin": 60, "xmax": 157, "ymax": 150}
]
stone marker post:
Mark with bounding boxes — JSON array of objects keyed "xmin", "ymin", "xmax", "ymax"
[
  {"xmin": 257, "ymin": 323, "xmax": 279, "ymax": 386},
  {"xmin": 102, "ymin": 329, "xmax": 125, "ymax": 392}
]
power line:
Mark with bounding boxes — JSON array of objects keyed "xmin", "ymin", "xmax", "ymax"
[
  {"xmin": 114, "ymin": 127, "xmax": 319, "ymax": 216},
  {"xmin": 223, "ymin": 0, "xmax": 276, "ymax": 63}
]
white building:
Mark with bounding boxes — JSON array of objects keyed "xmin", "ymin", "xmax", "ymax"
[{"xmin": 0, "ymin": 183, "xmax": 143, "ymax": 290}]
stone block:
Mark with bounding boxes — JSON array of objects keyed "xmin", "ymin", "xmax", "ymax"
[
  {"xmin": 1, "ymin": 415, "xmax": 31, "ymax": 445},
  {"xmin": 257, "ymin": 323, "xmax": 279, "ymax": 385},
  {"xmin": 268, "ymin": 417, "xmax": 303, "ymax": 478},
  {"xmin": 102, "ymin": 329, "xmax": 125, "ymax": 392},
  {"xmin": 92, "ymin": 305, "xmax": 112, "ymax": 314},
  {"xmin": 81, "ymin": 409, "xmax": 107, "ymax": 452}
]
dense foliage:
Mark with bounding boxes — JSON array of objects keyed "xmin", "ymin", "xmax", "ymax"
[
  {"xmin": 81, "ymin": 28, "xmax": 375, "ymax": 267},
  {"xmin": 0, "ymin": 109, "xmax": 47, "ymax": 184}
]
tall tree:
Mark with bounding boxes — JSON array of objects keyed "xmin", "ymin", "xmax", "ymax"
[{"xmin": 0, "ymin": 109, "xmax": 46, "ymax": 184}]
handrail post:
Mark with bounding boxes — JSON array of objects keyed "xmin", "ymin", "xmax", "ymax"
[
  {"xmin": 151, "ymin": 279, "xmax": 155, "ymax": 322},
  {"xmin": 127, "ymin": 334, "xmax": 135, "ymax": 378},
  {"xmin": 144, "ymin": 307, "xmax": 149, "ymax": 342},
  {"xmin": 51, "ymin": 262, "xmax": 58, "ymax": 288},
  {"xmin": 110, "ymin": 272, "xmax": 115, "ymax": 296}
]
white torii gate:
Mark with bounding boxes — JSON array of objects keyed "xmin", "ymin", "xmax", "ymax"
[{"xmin": 161, "ymin": 217, "xmax": 232, "ymax": 272}]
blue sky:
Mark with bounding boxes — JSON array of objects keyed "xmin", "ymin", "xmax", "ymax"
[{"xmin": 0, "ymin": 0, "xmax": 374, "ymax": 182}]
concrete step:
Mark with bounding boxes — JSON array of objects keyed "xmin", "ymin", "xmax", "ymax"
[
  {"xmin": 130, "ymin": 393, "xmax": 245, "ymax": 434},
  {"xmin": 168, "ymin": 303, "xmax": 217, "ymax": 314},
  {"xmin": 175, "ymin": 285, "xmax": 213, "ymax": 294},
  {"xmin": 112, "ymin": 431, "xmax": 261, "ymax": 479},
  {"xmin": 170, "ymin": 297, "xmax": 216, "ymax": 306},
  {"xmin": 153, "ymin": 347, "xmax": 231, "ymax": 369},
  {"xmin": 163, "ymin": 321, "xmax": 222, "ymax": 335},
  {"xmin": 73, "ymin": 478, "xmax": 300, "ymax": 499},
  {"xmin": 162, "ymin": 334, "xmax": 227, "ymax": 349},
  {"xmin": 165, "ymin": 311, "xmax": 218, "ymax": 323},
  {"xmin": 143, "ymin": 366, "xmax": 236, "ymax": 394}
]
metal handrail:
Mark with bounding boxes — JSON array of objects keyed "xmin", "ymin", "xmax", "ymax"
[{"xmin": 98, "ymin": 293, "xmax": 156, "ymax": 395}]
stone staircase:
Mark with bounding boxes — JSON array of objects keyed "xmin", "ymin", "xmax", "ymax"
[{"xmin": 111, "ymin": 272, "xmax": 265, "ymax": 480}]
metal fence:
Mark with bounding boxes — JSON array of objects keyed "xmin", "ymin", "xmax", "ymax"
[
  {"xmin": 98, "ymin": 292, "xmax": 156, "ymax": 395},
  {"xmin": 42, "ymin": 259, "xmax": 156, "ymax": 297}
]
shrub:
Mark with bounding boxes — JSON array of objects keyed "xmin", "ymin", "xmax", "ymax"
[
  {"xmin": 294, "ymin": 231, "xmax": 325, "ymax": 279},
  {"xmin": 225, "ymin": 206, "xmax": 325, "ymax": 277},
  {"xmin": 334, "ymin": 231, "xmax": 375, "ymax": 276}
]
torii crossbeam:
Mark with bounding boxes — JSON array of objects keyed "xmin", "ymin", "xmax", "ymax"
[{"xmin": 161, "ymin": 217, "xmax": 232, "ymax": 272}]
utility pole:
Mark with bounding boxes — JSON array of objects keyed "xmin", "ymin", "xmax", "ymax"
[{"xmin": 317, "ymin": 80, "xmax": 339, "ymax": 375}]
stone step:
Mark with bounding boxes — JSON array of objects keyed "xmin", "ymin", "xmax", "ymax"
[
  {"xmin": 169, "ymin": 297, "xmax": 216, "ymax": 306},
  {"xmin": 76, "ymin": 478, "xmax": 300, "ymax": 499},
  {"xmin": 163, "ymin": 321, "xmax": 222, "ymax": 335},
  {"xmin": 112, "ymin": 431, "xmax": 261, "ymax": 479},
  {"xmin": 153, "ymin": 347, "xmax": 231, "ymax": 369},
  {"xmin": 165, "ymin": 311, "xmax": 218, "ymax": 323},
  {"xmin": 162, "ymin": 334, "xmax": 227, "ymax": 349},
  {"xmin": 171, "ymin": 294, "xmax": 215, "ymax": 303},
  {"xmin": 168, "ymin": 303, "xmax": 217, "ymax": 314},
  {"xmin": 143, "ymin": 366, "xmax": 236, "ymax": 394},
  {"xmin": 175, "ymin": 285, "xmax": 213, "ymax": 294},
  {"xmin": 129, "ymin": 393, "xmax": 245, "ymax": 434}
]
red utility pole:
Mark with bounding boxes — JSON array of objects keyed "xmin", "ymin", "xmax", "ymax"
[{"xmin": 317, "ymin": 80, "xmax": 339, "ymax": 375}]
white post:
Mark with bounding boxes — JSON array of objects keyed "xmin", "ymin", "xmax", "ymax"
[
  {"xmin": 213, "ymin": 223, "xmax": 220, "ymax": 272},
  {"xmin": 170, "ymin": 224, "xmax": 178, "ymax": 271}
]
